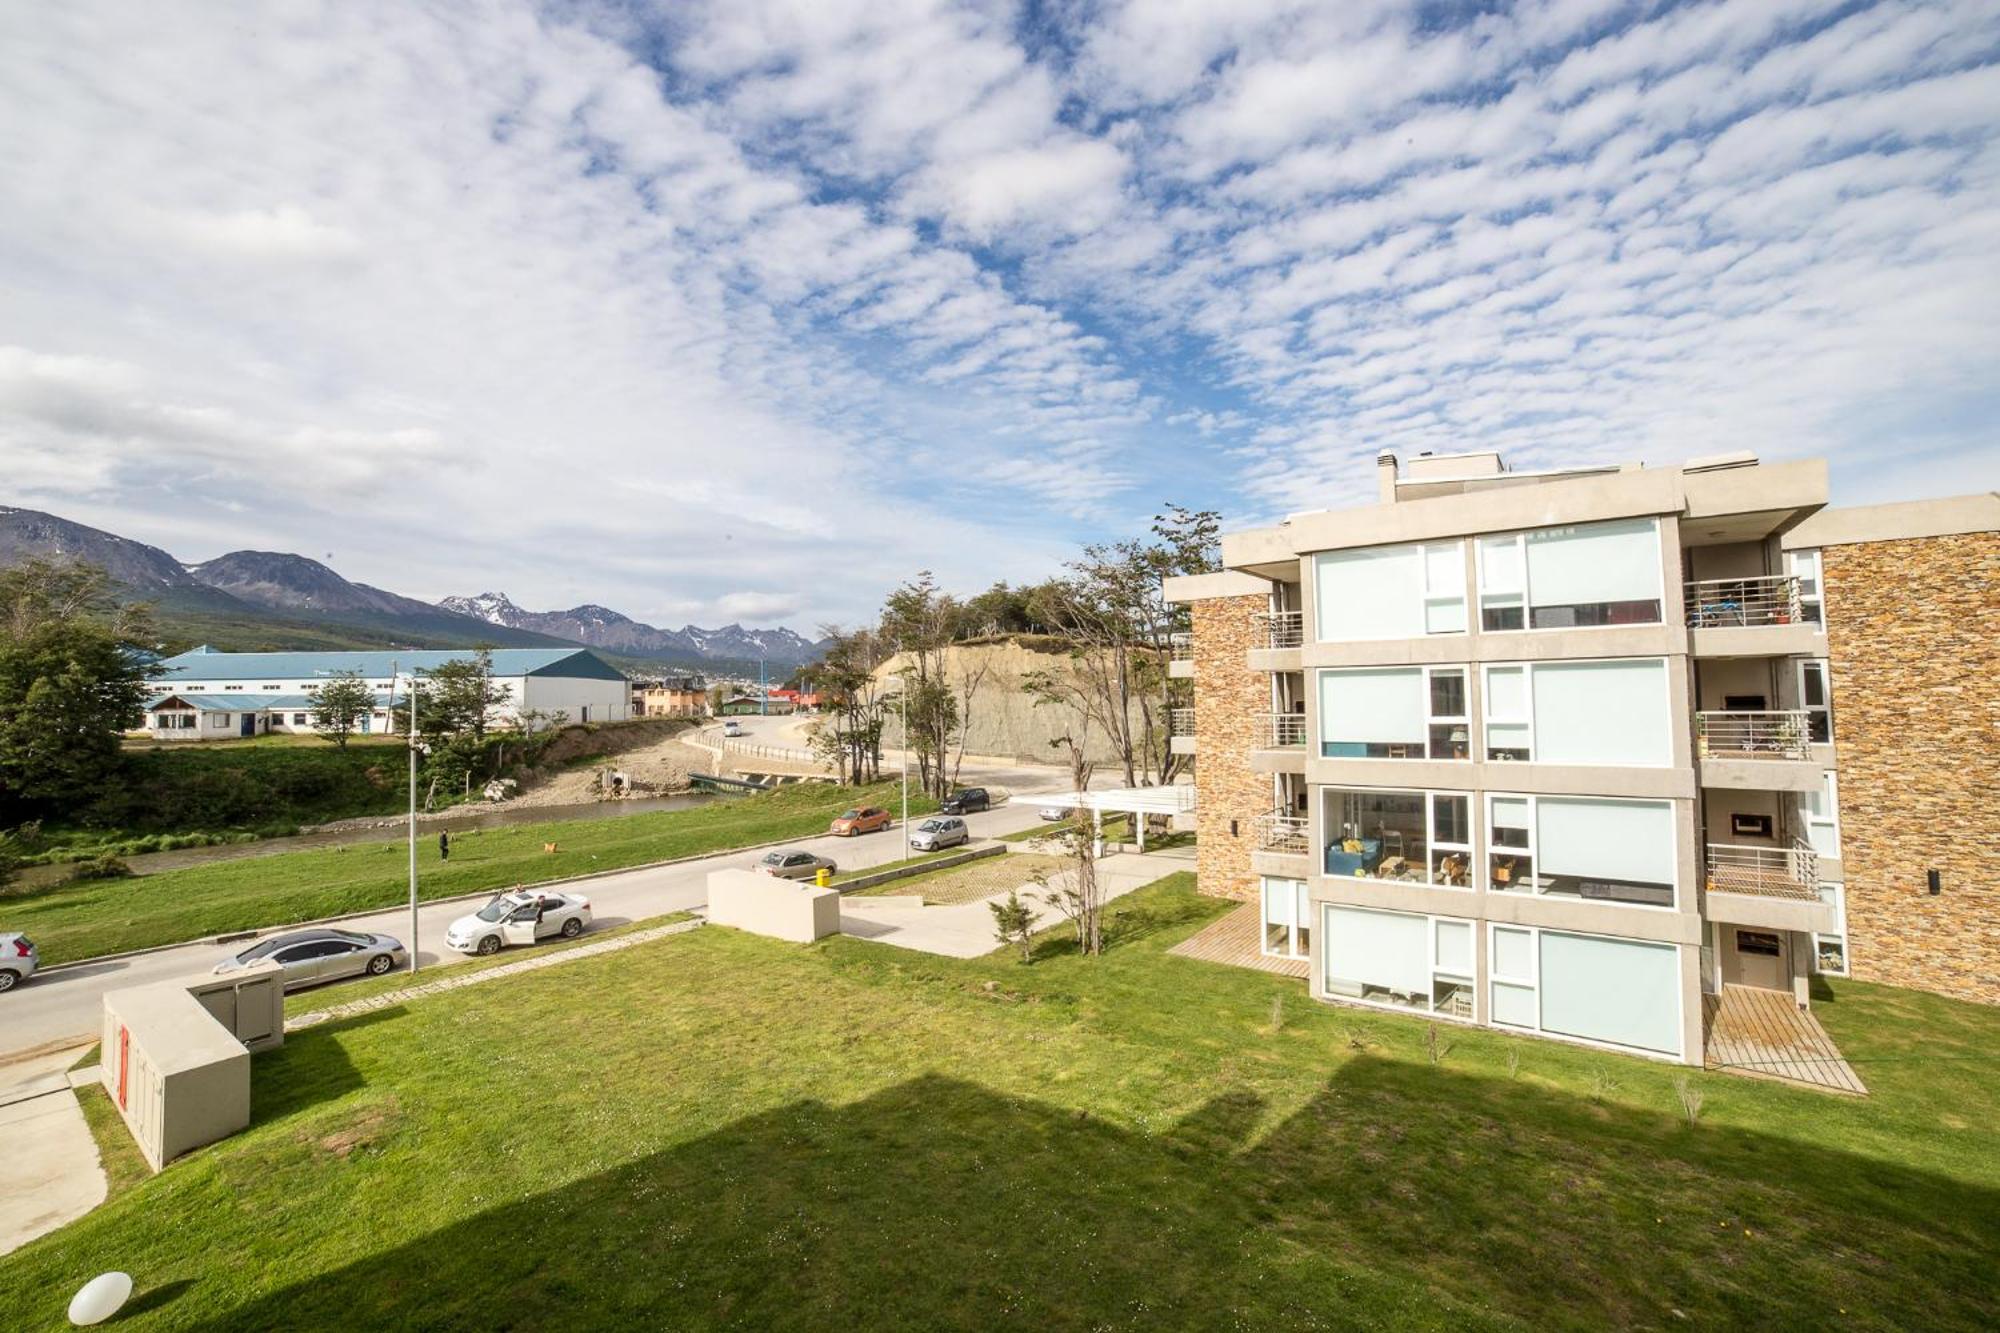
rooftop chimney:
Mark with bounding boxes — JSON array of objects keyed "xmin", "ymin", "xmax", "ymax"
[{"xmin": 1377, "ymin": 451, "xmax": 1399, "ymax": 504}]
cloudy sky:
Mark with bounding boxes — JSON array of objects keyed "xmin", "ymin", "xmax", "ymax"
[{"xmin": 2, "ymin": 1, "xmax": 1996, "ymax": 629}]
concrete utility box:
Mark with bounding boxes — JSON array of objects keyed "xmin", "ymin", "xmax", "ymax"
[
  {"xmin": 707, "ymin": 868, "xmax": 840, "ymax": 943},
  {"xmin": 99, "ymin": 960, "xmax": 281, "ymax": 1172}
]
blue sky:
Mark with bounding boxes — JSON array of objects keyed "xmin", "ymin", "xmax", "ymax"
[{"xmin": 1, "ymin": 0, "xmax": 1995, "ymax": 629}]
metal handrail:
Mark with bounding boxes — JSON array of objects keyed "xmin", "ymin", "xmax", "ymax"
[
  {"xmin": 1695, "ymin": 710, "xmax": 1813, "ymax": 760},
  {"xmin": 1254, "ymin": 810, "xmax": 1310, "ymax": 854},
  {"xmin": 1258, "ymin": 712, "xmax": 1308, "ymax": 747},
  {"xmin": 1685, "ymin": 575, "xmax": 1803, "ymax": 628},
  {"xmin": 1705, "ymin": 838, "xmax": 1819, "ymax": 901},
  {"xmin": 1168, "ymin": 706, "xmax": 1197, "ymax": 736},
  {"xmin": 1168, "ymin": 631, "xmax": 1194, "ymax": 661},
  {"xmin": 1254, "ymin": 609, "xmax": 1304, "ymax": 649}
]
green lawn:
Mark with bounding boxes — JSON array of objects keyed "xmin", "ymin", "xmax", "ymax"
[
  {"xmin": 3, "ymin": 875, "xmax": 1995, "ymax": 1329},
  {"xmin": 5, "ymin": 782, "xmax": 929, "ymax": 965}
]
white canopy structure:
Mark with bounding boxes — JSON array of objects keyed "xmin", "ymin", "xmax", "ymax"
[{"xmin": 1059, "ymin": 784, "xmax": 1196, "ymax": 853}]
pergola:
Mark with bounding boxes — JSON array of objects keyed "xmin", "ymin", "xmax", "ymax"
[{"xmin": 1068, "ymin": 783, "xmax": 1196, "ymax": 854}]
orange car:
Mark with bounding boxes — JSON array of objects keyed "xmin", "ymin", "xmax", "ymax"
[{"xmin": 829, "ymin": 805, "xmax": 892, "ymax": 836}]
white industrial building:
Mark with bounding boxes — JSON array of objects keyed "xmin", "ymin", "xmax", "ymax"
[{"xmin": 141, "ymin": 646, "xmax": 630, "ymax": 741}]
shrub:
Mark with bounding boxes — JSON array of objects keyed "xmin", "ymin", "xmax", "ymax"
[{"xmin": 69, "ymin": 854, "xmax": 134, "ymax": 882}]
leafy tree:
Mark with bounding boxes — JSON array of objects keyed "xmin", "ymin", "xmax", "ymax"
[
  {"xmin": 803, "ymin": 628, "xmax": 888, "ymax": 785},
  {"xmin": 989, "ymin": 886, "xmax": 1035, "ymax": 962},
  {"xmin": 879, "ymin": 573, "xmax": 963, "ymax": 799},
  {"xmin": 0, "ymin": 560, "xmax": 151, "ymax": 820},
  {"xmin": 307, "ymin": 671, "xmax": 374, "ymax": 748}
]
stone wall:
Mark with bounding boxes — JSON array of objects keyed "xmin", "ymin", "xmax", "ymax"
[
  {"xmin": 1191, "ymin": 594, "xmax": 1270, "ymax": 902},
  {"xmin": 1823, "ymin": 531, "xmax": 2000, "ymax": 1005}
]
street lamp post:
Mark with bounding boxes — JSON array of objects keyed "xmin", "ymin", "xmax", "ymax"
[
  {"xmin": 898, "ymin": 685, "xmax": 910, "ymax": 860},
  {"xmin": 405, "ymin": 667, "xmax": 420, "ymax": 975}
]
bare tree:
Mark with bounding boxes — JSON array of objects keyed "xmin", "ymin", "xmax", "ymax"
[
  {"xmin": 1033, "ymin": 737, "xmax": 1104, "ymax": 956},
  {"xmin": 947, "ymin": 650, "xmax": 993, "ymax": 788},
  {"xmin": 804, "ymin": 627, "xmax": 890, "ymax": 785}
]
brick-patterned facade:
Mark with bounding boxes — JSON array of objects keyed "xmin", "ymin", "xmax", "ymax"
[
  {"xmin": 1191, "ymin": 594, "xmax": 1271, "ymax": 902},
  {"xmin": 1823, "ymin": 531, "xmax": 2000, "ymax": 1005}
]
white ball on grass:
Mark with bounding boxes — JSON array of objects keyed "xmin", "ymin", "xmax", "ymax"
[{"xmin": 67, "ymin": 1272, "xmax": 133, "ymax": 1326}]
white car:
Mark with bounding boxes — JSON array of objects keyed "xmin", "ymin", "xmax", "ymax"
[
  {"xmin": 722, "ymin": 720, "xmax": 744, "ymax": 737},
  {"xmin": 444, "ymin": 890, "xmax": 592, "ymax": 956},
  {"xmin": 909, "ymin": 816, "xmax": 969, "ymax": 851},
  {"xmin": 1038, "ymin": 803, "xmax": 1077, "ymax": 822},
  {"xmin": 0, "ymin": 933, "xmax": 38, "ymax": 993}
]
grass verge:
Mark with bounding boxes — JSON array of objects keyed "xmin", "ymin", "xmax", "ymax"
[
  {"xmin": 9, "ymin": 782, "xmax": 929, "ymax": 966},
  {"xmin": 3, "ymin": 874, "xmax": 1993, "ymax": 1329}
]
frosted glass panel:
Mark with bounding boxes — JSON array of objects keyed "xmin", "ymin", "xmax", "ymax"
[
  {"xmin": 1492, "ymin": 926, "xmax": 1534, "ymax": 979},
  {"xmin": 1524, "ymin": 518, "xmax": 1662, "ymax": 606},
  {"xmin": 1531, "ymin": 660, "xmax": 1671, "ymax": 766},
  {"xmin": 1425, "ymin": 599, "xmax": 1467, "ymax": 634},
  {"xmin": 1491, "ymin": 797, "xmax": 1531, "ymax": 833},
  {"xmin": 1485, "ymin": 666, "xmax": 1527, "ymax": 718},
  {"xmin": 1491, "ymin": 981, "xmax": 1536, "ymax": 1027},
  {"xmin": 1319, "ymin": 669, "xmax": 1424, "ymax": 744},
  {"xmin": 1261, "ymin": 878, "xmax": 1299, "ymax": 929},
  {"xmin": 1316, "ymin": 546, "xmax": 1424, "ymax": 641},
  {"xmin": 1537, "ymin": 798, "xmax": 1676, "ymax": 887},
  {"xmin": 1435, "ymin": 919, "xmax": 1473, "ymax": 974},
  {"xmin": 1538, "ymin": 932, "xmax": 1682, "ymax": 1055},
  {"xmin": 1424, "ymin": 543, "xmax": 1463, "ymax": 593},
  {"xmin": 1325, "ymin": 907, "xmax": 1430, "ymax": 995},
  {"xmin": 1480, "ymin": 536, "xmax": 1523, "ymax": 591}
]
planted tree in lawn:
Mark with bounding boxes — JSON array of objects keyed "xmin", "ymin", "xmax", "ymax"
[
  {"xmin": 804, "ymin": 628, "xmax": 889, "ymax": 785},
  {"xmin": 306, "ymin": 670, "xmax": 373, "ymax": 748},
  {"xmin": 879, "ymin": 573, "xmax": 963, "ymax": 800},
  {"xmin": 0, "ymin": 559, "xmax": 151, "ymax": 824},
  {"xmin": 989, "ymin": 886, "xmax": 1035, "ymax": 962},
  {"xmin": 1032, "ymin": 737, "xmax": 1104, "ymax": 956}
]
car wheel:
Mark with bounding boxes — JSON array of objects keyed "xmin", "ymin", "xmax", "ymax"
[
  {"xmin": 477, "ymin": 935, "xmax": 502, "ymax": 956},
  {"xmin": 560, "ymin": 916, "xmax": 584, "ymax": 938},
  {"xmin": 367, "ymin": 953, "xmax": 394, "ymax": 976},
  {"xmin": 0, "ymin": 969, "xmax": 17, "ymax": 993}
]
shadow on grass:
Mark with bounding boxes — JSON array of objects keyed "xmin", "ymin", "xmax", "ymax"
[
  {"xmin": 251, "ymin": 1008, "xmax": 402, "ymax": 1122},
  {"xmin": 203, "ymin": 1060, "xmax": 1998, "ymax": 1331}
]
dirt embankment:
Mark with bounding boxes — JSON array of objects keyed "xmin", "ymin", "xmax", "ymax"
[
  {"xmin": 873, "ymin": 637, "xmax": 1158, "ymax": 765},
  {"xmin": 502, "ymin": 718, "xmax": 712, "ymax": 807}
]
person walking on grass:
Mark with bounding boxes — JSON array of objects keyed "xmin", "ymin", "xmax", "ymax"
[{"xmin": 438, "ymin": 830, "xmax": 451, "ymax": 862}]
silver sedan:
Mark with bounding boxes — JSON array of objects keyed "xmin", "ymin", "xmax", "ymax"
[{"xmin": 213, "ymin": 928, "xmax": 408, "ymax": 992}]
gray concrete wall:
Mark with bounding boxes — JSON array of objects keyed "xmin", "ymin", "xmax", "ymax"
[{"xmin": 707, "ymin": 868, "xmax": 840, "ymax": 943}]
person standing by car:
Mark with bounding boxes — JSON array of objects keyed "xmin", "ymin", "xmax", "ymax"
[{"xmin": 438, "ymin": 830, "xmax": 451, "ymax": 862}]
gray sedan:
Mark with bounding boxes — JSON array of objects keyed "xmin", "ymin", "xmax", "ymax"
[
  {"xmin": 757, "ymin": 849, "xmax": 838, "ymax": 881},
  {"xmin": 213, "ymin": 928, "xmax": 408, "ymax": 992}
]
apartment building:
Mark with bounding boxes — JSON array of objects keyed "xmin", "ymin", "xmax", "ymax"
[
  {"xmin": 1166, "ymin": 450, "xmax": 1997, "ymax": 1065},
  {"xmin": 633, "ymin": 676, "xmax": 709, "ymax": 718}
]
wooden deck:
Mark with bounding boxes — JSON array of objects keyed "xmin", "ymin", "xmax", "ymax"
[
  {"xmin": 1703, "ymin": 985, "xmax": 1867, "ymax": 1095},
  {"xmin": 1168, "ymin": 903, "xmax": 1310, "ymax": 980}
]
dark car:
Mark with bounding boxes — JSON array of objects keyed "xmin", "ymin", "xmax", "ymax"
[{"xmin": 939, "ymin": 788, "xmax": 991, "ymax": 815}]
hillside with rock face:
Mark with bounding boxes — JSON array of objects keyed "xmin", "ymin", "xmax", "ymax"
[
  {"xmin": 190, "ymin": 550, "xmax": 442, "ymax": 617},
  {"xmin": 0, "ymin": 506, "xmax": 194, "ymax": 589}
]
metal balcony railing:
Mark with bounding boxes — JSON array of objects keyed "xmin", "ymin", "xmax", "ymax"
[
  {"xmin": 1168, "ymin": 631, "xmax": 1194, "ymax": 661},
  {"xmin": 1706, "ymin": 838, "xmax": 1819, "ymax": 901},
  {"xmin": 1686, "ymin": 575, "xmax": 1804, "ymax": 629},
  {"xmin": 1168, "ymin": 706, "xmax": 1196, "ymax": 737},
  {"xmin": 1254, "ymin": 610, "xmax": 1304, "ymax": 649},
  {"xmin": 1696, "ymin": 710, "xmax": 1813, "ymax": 760},
  {"xmin": 1258, "ymin": 712, "xmax": 1308, "ymax": 748},
  {"xmin": 1254, "ymin": 811, "xmax": 1311, "ymax": 854}
]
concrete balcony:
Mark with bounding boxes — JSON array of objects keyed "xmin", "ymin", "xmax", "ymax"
[
  {"xmin": 1168, "ymin": 631, "xmax": 1195, "ymax": 678},
  {"xmin": 1704, "ymin": 839, "xmax": 1834, "ymax": 933},
  {"xmin": 1249, "ymin": 712, "xmax": 1308, "ymax": 773},
  {"xmin": 1686, "ymin": 576, "xmax": 1826, "ymax": 658},
  {"xmin": 1250, "ymin": 810, "xmax": 1313, "ymax": 877},
  {"xmin": 1248, "ymin": 610, "xmax": 1304, "ymax": 671},
  {"xmin": 1696, "ymin": 710, "xmax": 1824, "ymax": 792},
  {"xmin": 1168, "ymin": 706, "xmax": 1196, "ymax": 756}
]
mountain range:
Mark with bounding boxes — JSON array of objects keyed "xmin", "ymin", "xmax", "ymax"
[{"xmin": 0, "ymin": 506, "xmax": 826, "ymax": 673}]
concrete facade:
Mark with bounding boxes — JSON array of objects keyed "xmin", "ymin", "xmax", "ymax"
[
  {"xmin": 1818, "ymin": 529, "xmax": 2000, "ymax": 1004},
  {"xmin": 706, "ymin": 868, "xmax": 841, "ymax": 943}
]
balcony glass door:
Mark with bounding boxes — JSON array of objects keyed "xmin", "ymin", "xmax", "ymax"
[{"xmin": 1260, "ymin": 878, "xmax": 1310, "ymax": 959}]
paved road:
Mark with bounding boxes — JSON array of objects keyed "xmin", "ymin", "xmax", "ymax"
[{"xmin": 0, "ymin": 793, "xmax": 1061, "ymax": 1070}]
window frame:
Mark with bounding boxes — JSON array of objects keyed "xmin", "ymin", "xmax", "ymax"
[
  {"xmin": 1323, "ymin": 786, "xmax": 1474, "ymax": 891},
  {"xmin": 1475, "ymin": 518, "xmax": 1665, "ymax": 633},
  {"xmin": 1813, "ymin": 881, "xmax": 1849, "ymax": 977},
  {"xmin": 1320, "ymin": 904, "xmax": 1478, "ymax": 1023},
  {"xmin": 1479, "ymin": 657, "xmax": 1672, "ymax": 767},
  {"xmin": 1482, "ymin": 792, "xmax": 1679, "ymax": 910},
  {"xmin": 1312, "ymin": 539, "xmax": 1467, "ymax": 643},
  {"xmin": 1784, "ymin": 548, "xmax": 1824, "ymax": 624},
  {"xmin": 1316, "ymin": 664, "xmax": 1470, "ymax": 761},
  {"xmin": 1259, "ymin": 877, "xmax": 1311, "ymax": 960},
  {"xmin": 1486, "ymin": 923, "xmax": 1686, "ymax": 1060},
  {"xmin": 1800, "ymin": 770, "xmax": 1840, "ymax": 860},
  {"xmin": 1797, "ymin": 659, "xmax": 1833, "ymax": 744}
]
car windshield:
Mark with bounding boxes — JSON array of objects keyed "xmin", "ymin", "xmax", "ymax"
[
  {"xmin": 918, "ymin": 820, "xmax": 943, "ymax": 831},
  {"xmin": 839, "ymin": 810, "xmax": 861, "ymax": 820},
  {"xmin": 762, "ymin": 852, "xmax": 785, "ymax": 864},
  {"xmin": 475, "ymin": 896, "xmax": 515, "ymax": 923}
]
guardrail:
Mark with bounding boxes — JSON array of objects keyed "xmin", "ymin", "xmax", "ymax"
[
  {"xmin": 1686, "ymin": 575, "xmax": 1803, "ymax": 629},
  {"xmin": 1168, "ymin": 707, "xmax": 1196, "ymax": 736},
  {"xmin": 1696, "ymin": 710, "xmax": 1812, "ymax": 760},
  {"xmin": 1706, "ymin": 838, "xmax": 1819, "ymax": 901},
  {"xmin": 1168, "ymin": 631, "xmax": 1194, "ymax": 661},
  {"xmin": 1259, "ymin": 712, "xmax": 1308, "ymax": 747},
  {"xmin": 1254, "ymin": 610, "xmax": 1304, "ymax": 649},
  {"xmin": 1253, "ymin": 811, "xmax": 1310, "ymax": 854}
]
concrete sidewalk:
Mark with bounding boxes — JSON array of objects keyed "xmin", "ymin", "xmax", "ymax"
[
  {"xmin": 837, "ymin": 849, "xmax": 1190, "ymax": 958},
  {"xmin": 0, "ymin": 1043, "xmax": 106, "ymax": 1257}
]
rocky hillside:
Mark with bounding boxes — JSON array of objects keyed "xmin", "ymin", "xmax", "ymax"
[{"xmin": 440, "ymin": 591, "xmax": 826, "ymax": 667}]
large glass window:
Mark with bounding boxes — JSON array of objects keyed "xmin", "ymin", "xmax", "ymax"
[
  {"xmin": 1814, "ymin": 882, "xmax": 1849, "ymax": 976},
  {"xmin": 1478, "ymin": 518, "xmax": 1664, "ymax": 630},
  {"xmin": 1323, "ymin": 906, "xmax": 1476, "ymax": 1017},
  {"xmin": 1260, "ymin": 878, "xmax": 1310, "ymax": 959},
  {"xmin": 1800, "ymin": 771, "xmax": 1840, "ymax": 860},
  {"xmin": 1480, "ymin": 659, "xmax": 1671, "ymax": 766},
  {"xmin": 1798, "ymin": 659, "xmax": 1833, "ymax": 744},
  {"xmin": 1489, "ymin": 925, "xmax": 1684, "ymax": 1058},
  {"xmin": 1318, "ymin": 666, "xmax": 1467, "ymax": 760},
  {"xmin": 1785, "ymin": 548, "xmax": 1824, "ymax": 624},
  {"xmin": 1325, "ymin": 788, "xmax": 1472, "ymax": 888},
  {"xmin": 1315, "ymin": 541, "xmax": 1465, "ymax": 642},
  {"xmin": 1486, "ymin": 794, "xmax": 1677, "ymax": 907}
]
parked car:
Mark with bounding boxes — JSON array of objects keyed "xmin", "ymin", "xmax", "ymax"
[
  {"xmin": 757, "ymin": 849, "xmax": 837, "ymax": 880},
  {"xmin": 214, "ymin": 928, "xmax": 406, "ymax": 992},
  {"xmin": 445, "ymin": 890, "xmax": 592, "ymax": 956},
  {"xmin": 0, "ymin": 933, "xmax": 38, "ymax": 993},
  {"xmin": 830, "ymin": 806, "xmax": 892, "ymax": 836},
  {"xmin": 722, "ymin": 720, "xmax": 745, "ymax": 737},
  {"xmin": 1038, "ymin": 802, "xmax": 1076, "ymax": 822},
  {"xmin": 909, "ymin": 816, "xmax": 970, "ymax": 852},
  {"xmin": 940, "ymin": 787, "xmax": 991, "ymax": 815}
]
